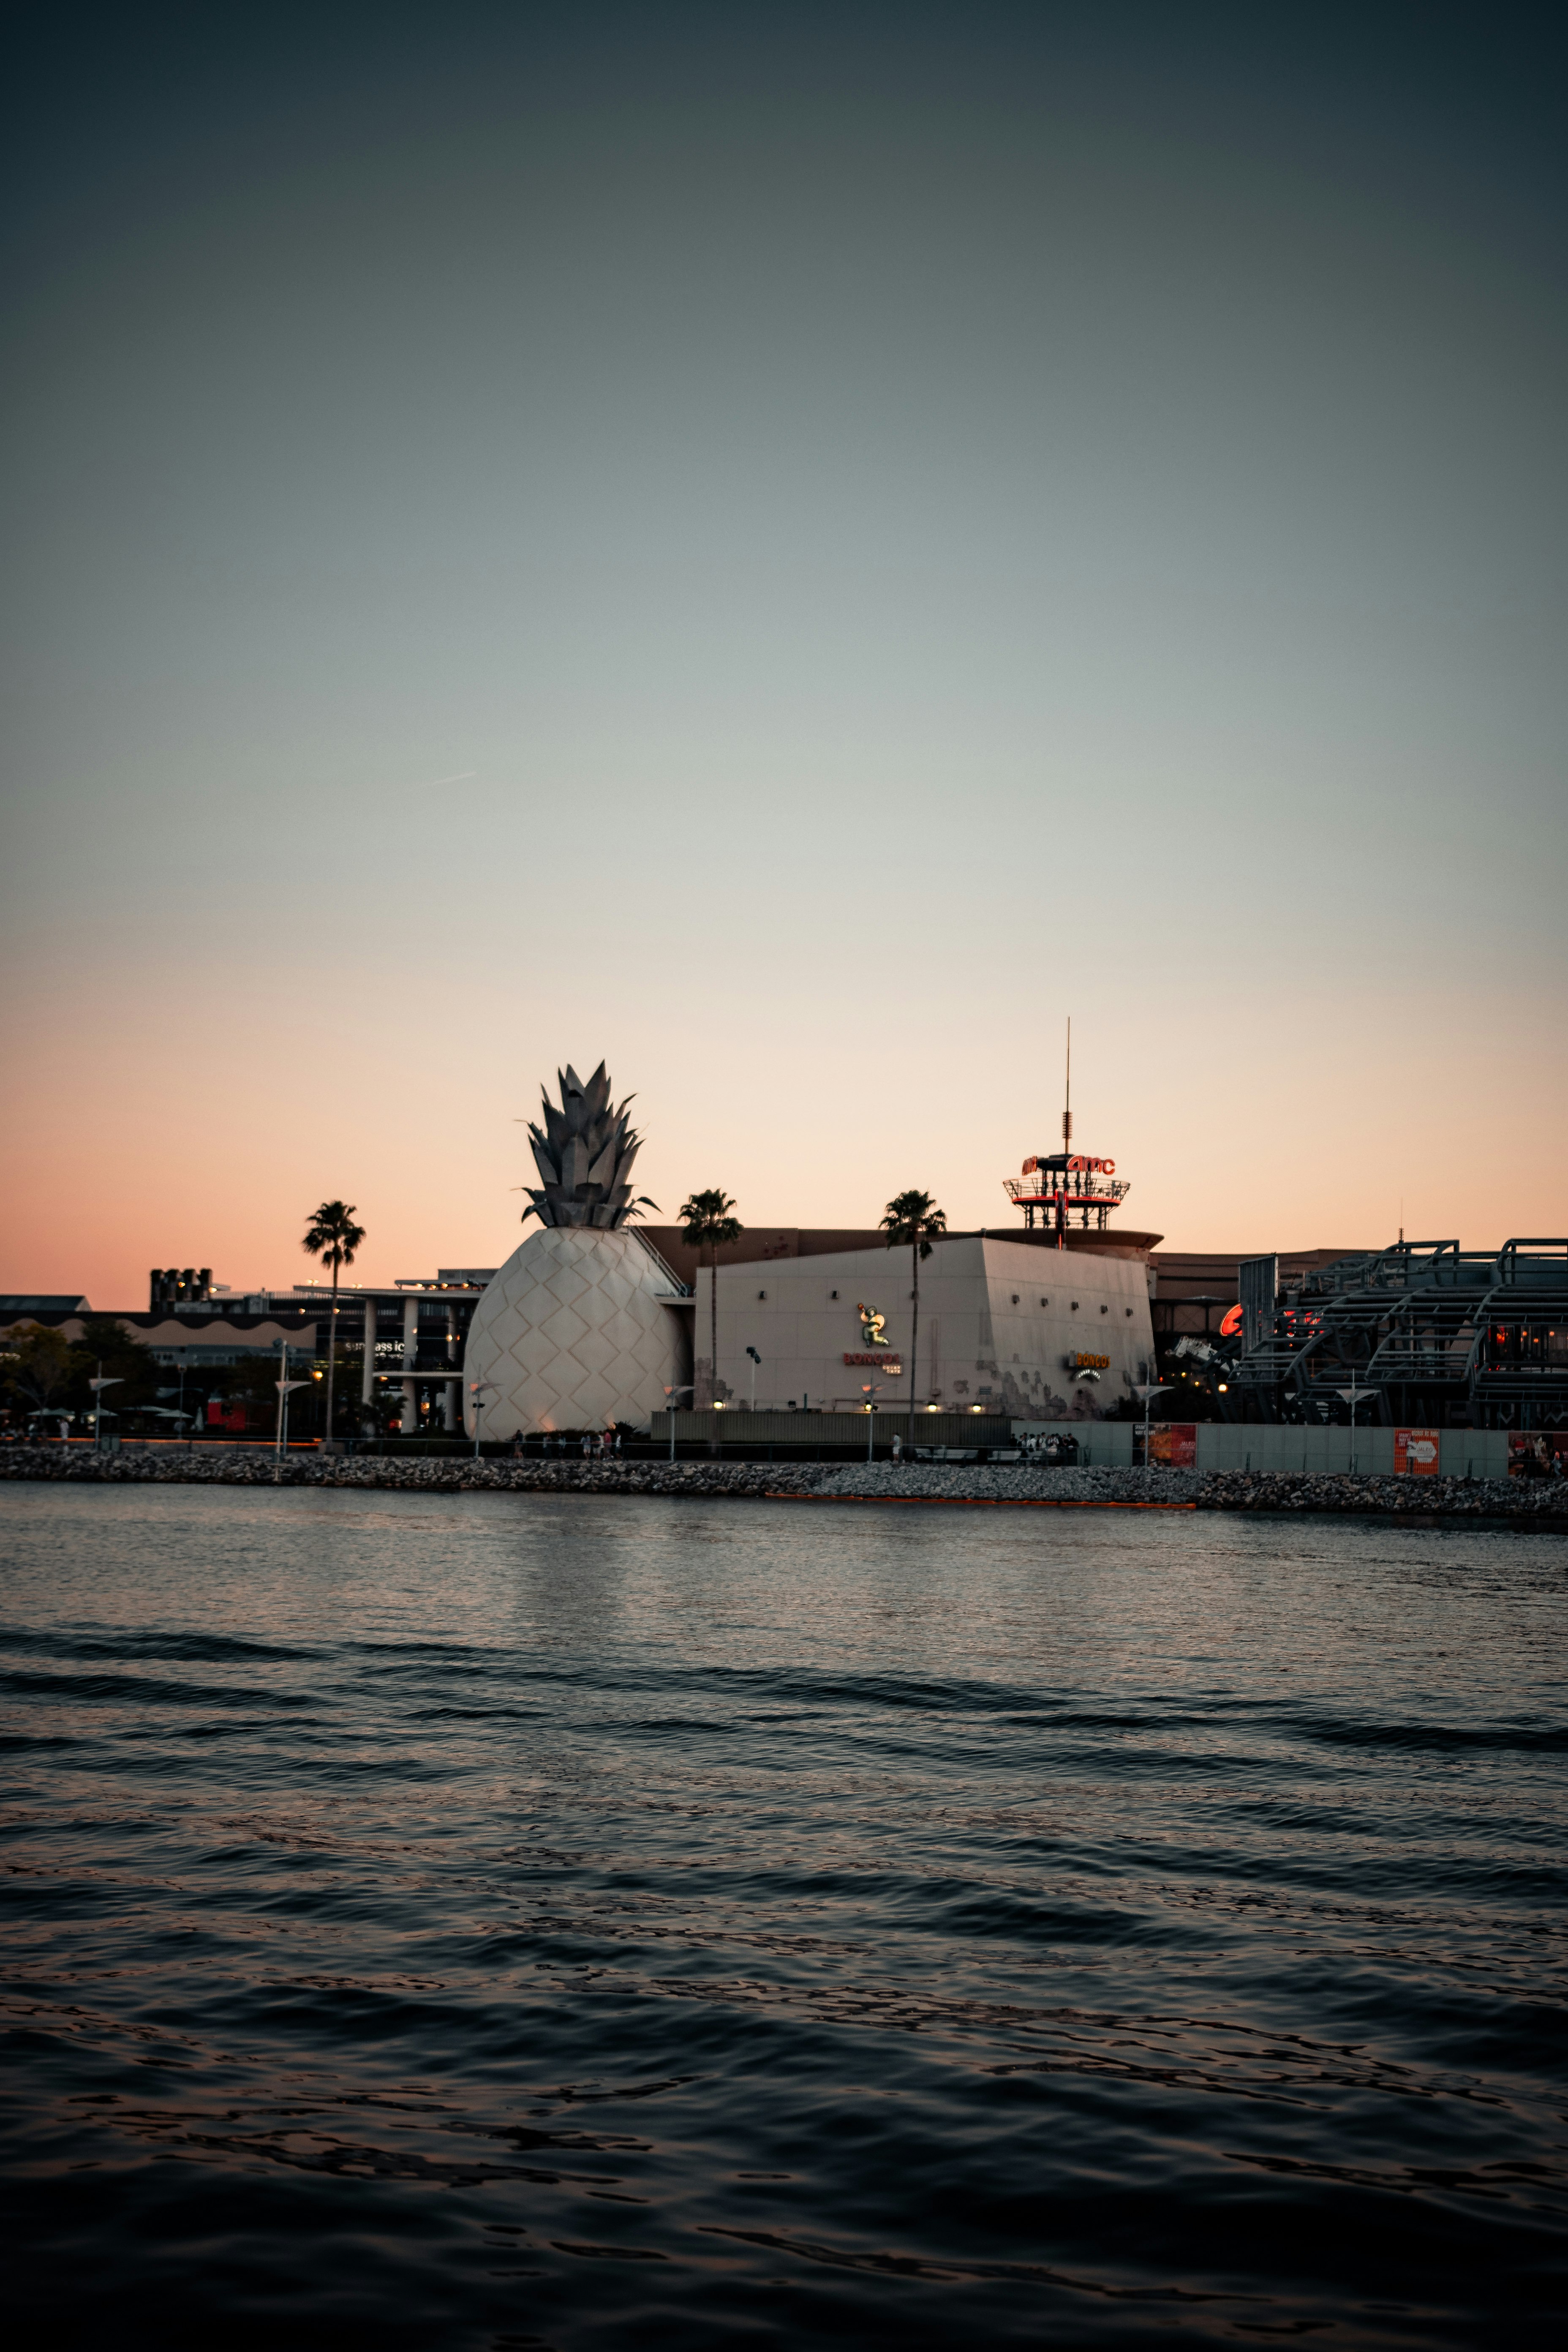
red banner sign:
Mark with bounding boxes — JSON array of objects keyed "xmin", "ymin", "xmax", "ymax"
[
  {"xmin": 1148, "ymin": 1424, "xmax": 1197, "ymax": 1467},
  {"xmin": 1394, "ymin": 1427, "xmax": 1440, "ymax": 1475}
]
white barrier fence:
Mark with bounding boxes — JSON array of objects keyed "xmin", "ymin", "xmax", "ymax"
[{"xmin": 1012, "ymin": 1423, "xmax": 1513, "ymax": 1479}]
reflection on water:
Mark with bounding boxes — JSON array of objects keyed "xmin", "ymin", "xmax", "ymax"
[{"xmin": 1, "ymin": 1484, "xmax": 1564, "ymax": 2348}]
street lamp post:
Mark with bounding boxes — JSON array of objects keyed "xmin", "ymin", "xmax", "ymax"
[
  {"xmin": 1134, "ymin": 1380, "xmax": 1170, "ymax": 1470},
  {"xmin": 469, "ymin": 1380, "xmax": 494, "ymax": 1460},
  {"xmin": 1337, "ymin": 1373, "xmax": 1372, "ymax": 1474},
  {"xmin": 746, "ymin": 1346, "xmax": 760, "ymax": 1411},
  {"xmin": 664, "ymin": 1383, "xmax": 694, "ymax": 1462},
  {"xmin": 89, "ymin": 1366, "xmax": 122, "ymax": 1452},
  {"xmin": 273, "ymin": 1341, "xmax": 310, "ymax": 1479},
  {"xmin": 861, "ymin": 1381, "xmax": 883, "ymax": 1462}
]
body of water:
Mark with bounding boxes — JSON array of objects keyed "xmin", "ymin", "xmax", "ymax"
[{"xmin": 2, "ymin": 1484, "xmax": 1564, "ymax": 2347}]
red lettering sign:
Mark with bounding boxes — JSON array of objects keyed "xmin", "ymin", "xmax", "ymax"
[{"xmin": 1394, "ymin": 1427, "xmax": 1440, "ymax": 1476}]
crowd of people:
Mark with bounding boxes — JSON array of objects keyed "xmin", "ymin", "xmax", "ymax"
[{"xmin": 509, "ymin": 1429, "xmax": 625, "ymax": 1460}]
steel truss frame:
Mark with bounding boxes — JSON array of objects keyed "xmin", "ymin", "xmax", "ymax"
[{"xmin": 1222, "ymin": 1238, "xmax": 1568, "ymax": 1429}]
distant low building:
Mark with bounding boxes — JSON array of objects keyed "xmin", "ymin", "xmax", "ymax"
[{"xmin": 0, "ymin": 1300, "xmax": 322, "ymax": 1369}]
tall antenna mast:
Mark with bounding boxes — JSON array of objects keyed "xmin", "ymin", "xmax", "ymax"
[
  {"xmin": 1006, "ymin": 1002, "xmax": 1128, "ymax": 1241},
  {"xmin": 1058, "ymin": 1018, "xmax": 1072, "ymax": 1251},
  {"xmin": 1001, "ymin": 1010, "xmax": 1129, "ymax": 1241}
]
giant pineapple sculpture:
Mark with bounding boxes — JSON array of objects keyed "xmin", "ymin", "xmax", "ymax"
[{"xmin": 465, "ymin": 1062, "xmax": 684, "ymax": 1436}]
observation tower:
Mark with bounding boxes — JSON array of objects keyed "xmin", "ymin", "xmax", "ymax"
[
  {"xmin": 1004, "ymin": 1020, "xmax": 1131, "ymax": 1243},
  {"xmin": 1004, "ymin": 1154, "xmax": 1130, "ymax": 1236}
]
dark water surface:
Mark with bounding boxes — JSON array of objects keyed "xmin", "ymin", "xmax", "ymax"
[{"xmin": 2, "ymin": 1485, "xmax": 1565, "ymax": 2348}]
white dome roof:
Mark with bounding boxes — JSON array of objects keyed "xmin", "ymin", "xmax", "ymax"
[{"xmin": 463, "ymin": 1226, "xmax": 685, "ymax": 1436}]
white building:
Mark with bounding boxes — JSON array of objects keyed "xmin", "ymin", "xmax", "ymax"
[{"xmin": 694, "ymin": 1232, "xmax": 1155, "ymax": 1423}]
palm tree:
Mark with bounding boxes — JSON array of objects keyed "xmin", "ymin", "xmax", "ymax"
[
  {"xmin": 302, "ymin": 1200, "xmax": 366, "ymax": 1446},
  {"xmin": 678, "ymin": 1189, "xmax": 742, "ymax": 1429},
  {"xmin": 880, "ymin": 1189, "xmax": 947, "ymax": 1449}
]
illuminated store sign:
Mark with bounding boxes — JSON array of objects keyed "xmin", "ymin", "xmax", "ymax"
[{"xmin": 1067, "ymin": 1351, "xmax": 1111, "ymax": 1370}]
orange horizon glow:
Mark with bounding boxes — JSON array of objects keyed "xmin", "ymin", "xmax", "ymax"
[{"xmin": 3, "ymin": 1011, "xmax": 1560, "ymax": 1310}]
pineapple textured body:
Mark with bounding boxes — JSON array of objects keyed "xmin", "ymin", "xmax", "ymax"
[{"xmin": 464, "ymin": 1227, "xmax": 687, "ymax": 1436}]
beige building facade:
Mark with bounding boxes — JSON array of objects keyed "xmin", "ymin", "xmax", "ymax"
[{"xmin": 694, "ymin": 1232, "xmax": 1155, "ymax": 1421}]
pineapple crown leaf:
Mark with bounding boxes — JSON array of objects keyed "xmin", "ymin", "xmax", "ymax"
[{"xmin": 519, "ymin": 1062, "xmax": 647, "ymax": 1228}]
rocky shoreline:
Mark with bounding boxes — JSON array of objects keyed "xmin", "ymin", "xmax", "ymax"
[
  {"xmin": 2, "ymin": 1446, "xmax": 1563, "ymax": 1520},
  {"xmin": 804, "ymin": 1461, "xmax": 1567, "ymax": 1517}
]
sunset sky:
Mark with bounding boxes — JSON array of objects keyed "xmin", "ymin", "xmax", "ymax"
[{"xmin": 3, "ymin": 3, "xmax": 1563, "ymax": 1307}]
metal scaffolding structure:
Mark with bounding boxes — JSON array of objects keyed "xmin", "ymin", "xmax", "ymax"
[{"xmin": 1215, "ymin": 1237, "xmax": 1568, "ymax": 1428}]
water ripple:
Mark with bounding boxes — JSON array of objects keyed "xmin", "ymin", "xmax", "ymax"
[{"xmin": 1, "ymin": 1483, "xmax": 1564, "ymax": 2349}]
